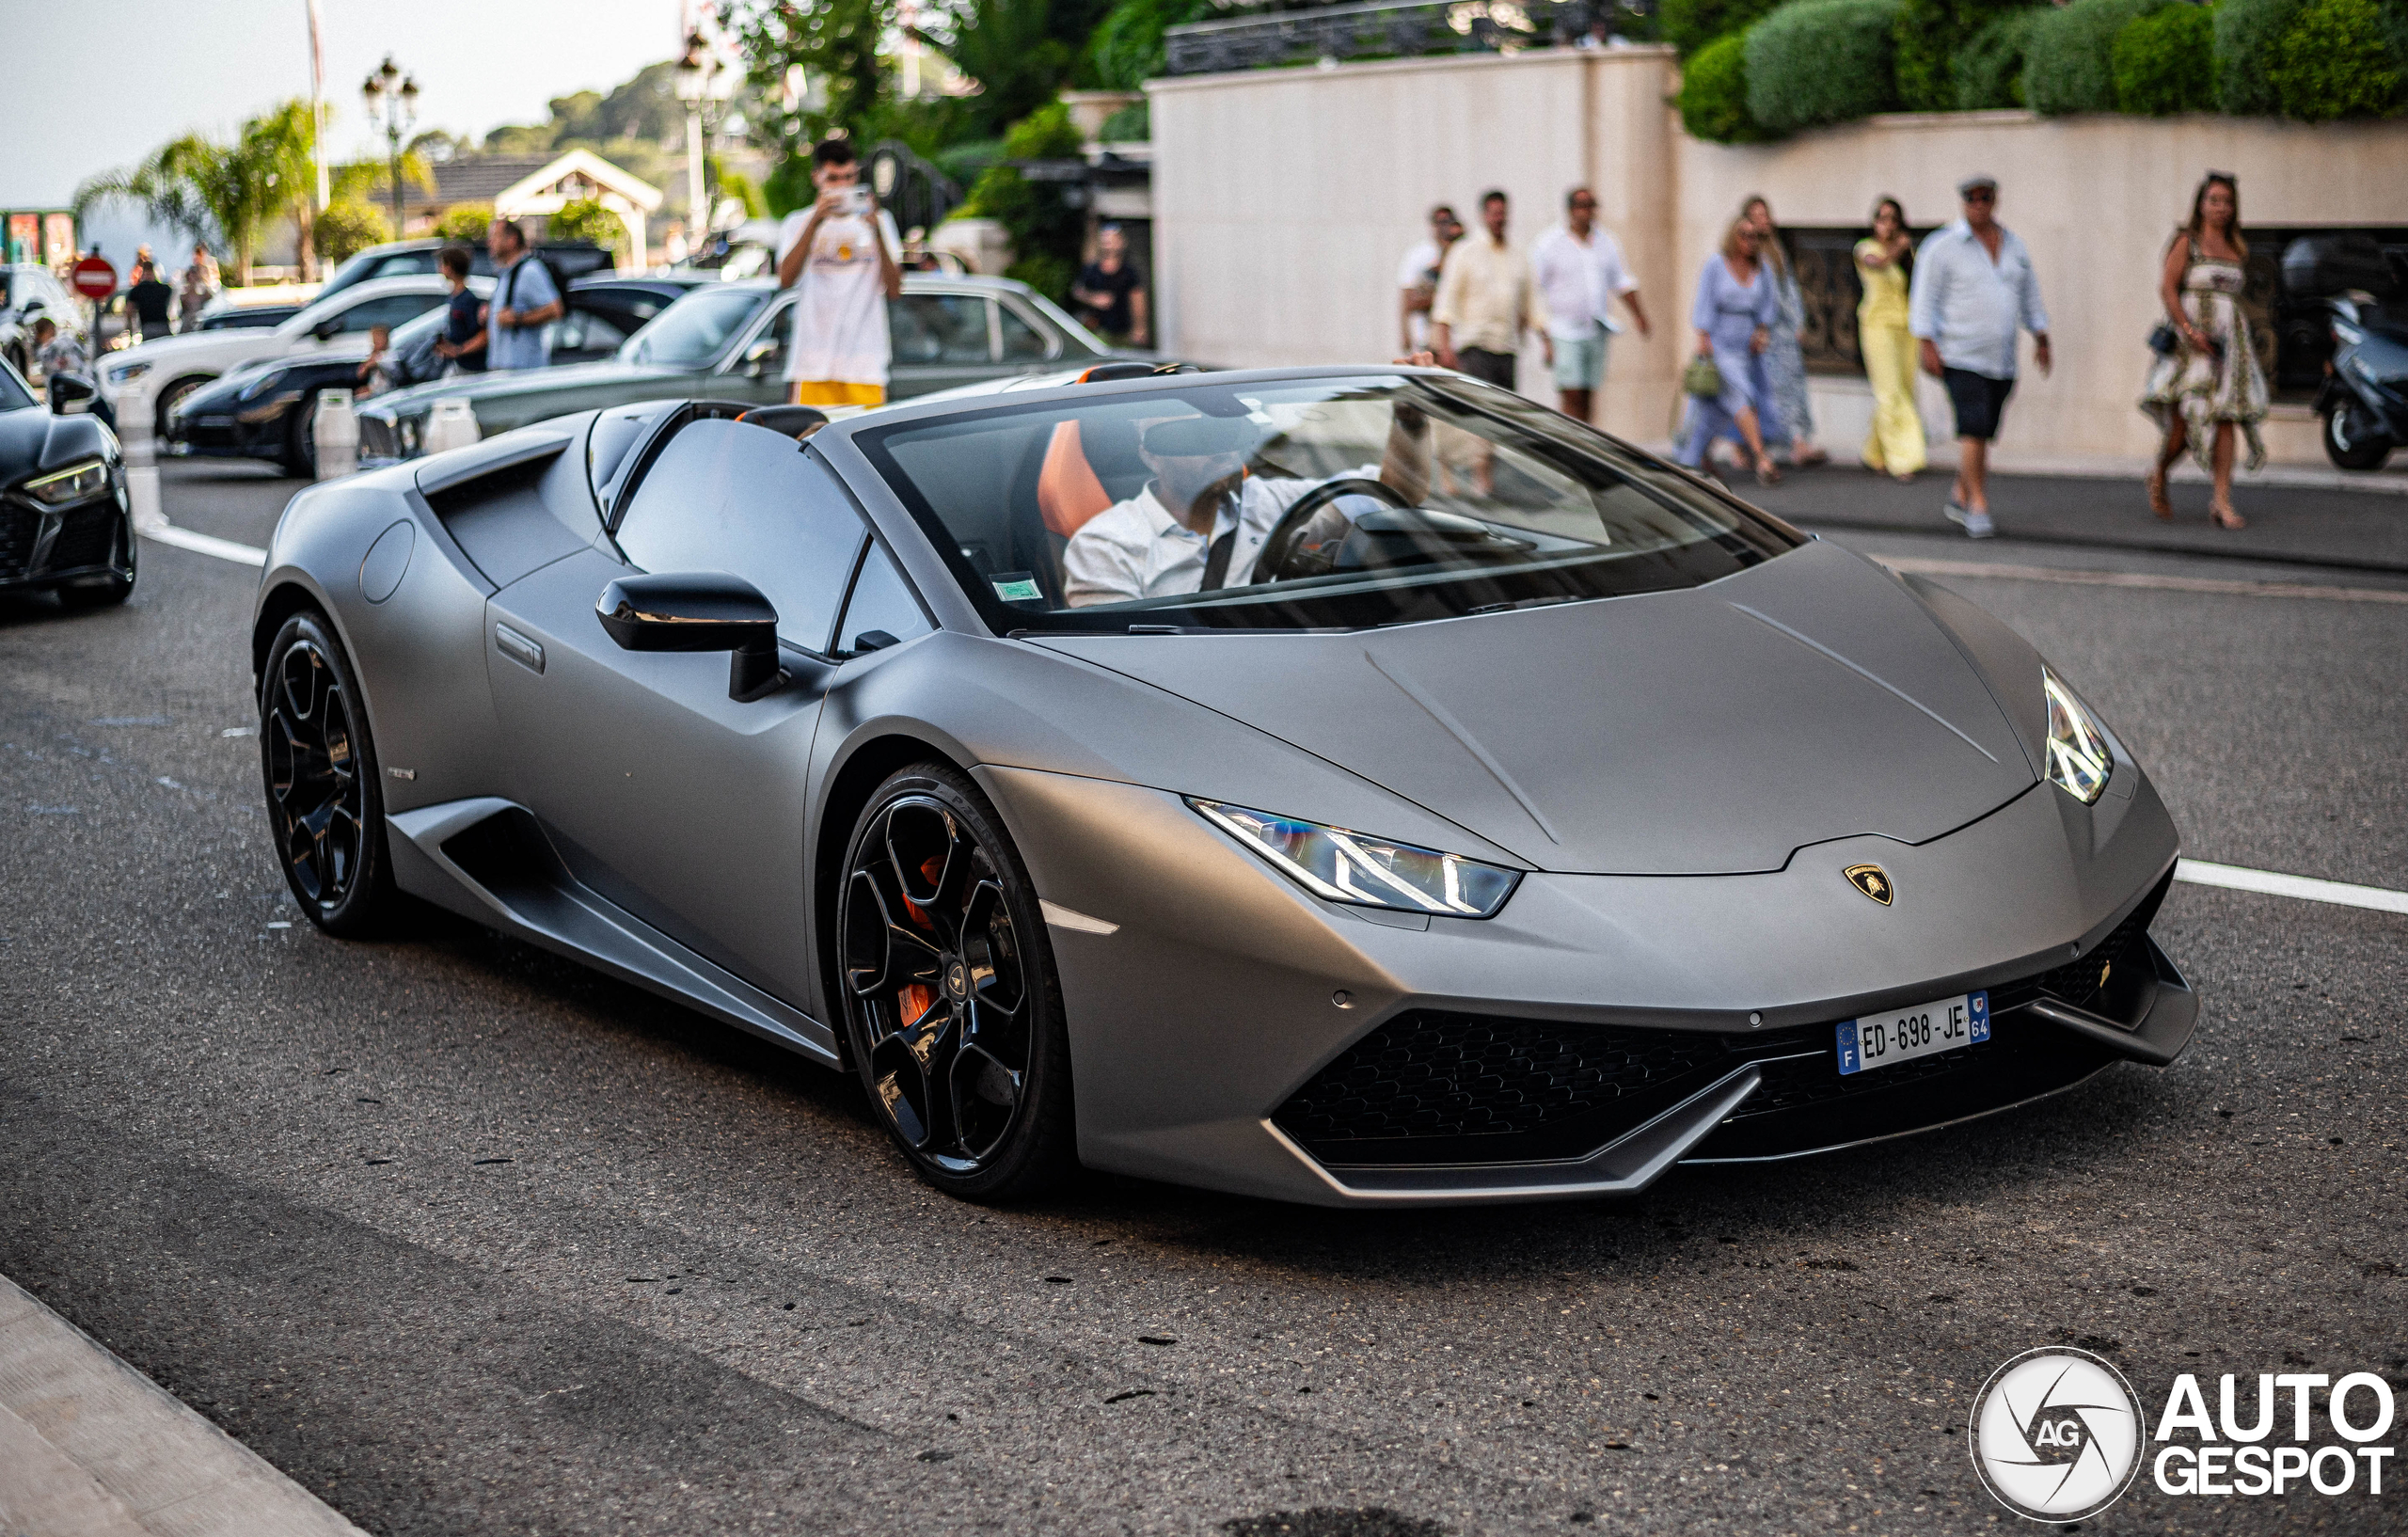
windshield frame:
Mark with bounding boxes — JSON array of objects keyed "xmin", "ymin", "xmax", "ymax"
[
  {"xmin": 617, "ymin": 284, "xmax": 773, "ymax": 369},
  {"xmin": 848, "ymin": 368, "xmax": 1806, "ymax": 639}
]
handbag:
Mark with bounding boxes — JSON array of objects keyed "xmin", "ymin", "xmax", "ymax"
[
  {"xmin": 1683, "ymin": 354, "xmax": 1725, "ymax": 398},
  {"xmin": 2147, "ymin": 322, "xmax": 2180, "ymax": 357}
]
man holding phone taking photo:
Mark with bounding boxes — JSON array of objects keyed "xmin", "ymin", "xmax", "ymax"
[{"xmin": 777, "ymin": 137, "xmax": 905, "ymax": 408}]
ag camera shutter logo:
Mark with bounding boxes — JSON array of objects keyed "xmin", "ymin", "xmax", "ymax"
[{"xmin": 1970, "ymin": 1347, "xmax": 2144, "ymax": 1520}]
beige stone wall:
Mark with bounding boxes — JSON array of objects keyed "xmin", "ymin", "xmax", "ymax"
[{"xmin": 1149, "ymin": 48, "xmax": 2408, "ymax": 466}]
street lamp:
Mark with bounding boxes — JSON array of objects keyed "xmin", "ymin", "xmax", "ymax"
[
  {"xmin": 673, "ymin": 28, "xmax": 729, "ymax": 249},
  {"xmin": 361, "ymin": 55, "xmax": 420, "ymax": 242}
]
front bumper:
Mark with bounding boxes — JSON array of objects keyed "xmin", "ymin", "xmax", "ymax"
[
  {"xmin": 1, "ymin": 483, "xmax": 130, "ymax": 591},
  {"xmin": 979, "ymin": 759, "xmax": 2194, "ymax": 1208},
  {"xmin": 164, "ymin": 409, "xmax": 287, "ymax": 463}
]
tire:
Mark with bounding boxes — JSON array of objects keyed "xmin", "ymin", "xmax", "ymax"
[
  {"xmin": 835, "ymin": 762, "xmax": 1076, "ymax": 1200},
  {"xmin": 55, "ymin": 517, "xmax": 135, "ymax": 609},
  {"xmin": 152, "ymin": 375, "xmax": 208, "ymax": 439},
  {"xmin": 282, "ymin": 399, "xmax": 318, "ymax": 479},
  {"xmin": 2322, "ymin": 401, "xmax": 2393, "ymax": 471},
  {"xmin": 260, "ymin": 610, "xmax": 395, "ymax": 936}
]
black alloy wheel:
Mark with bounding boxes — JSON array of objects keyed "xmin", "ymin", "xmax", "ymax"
[
  {"xmin": 837, "ymin": 763, "xmax": 1074, "ymax": 1199},
  {"xmin": 153, "ymin": 376, "xmax": 206, "ymax": 439},
  {"xmin": 261, "ymin": 611, "xmax": 393, "ymax": 934},
  {"xmin": 2322, "ymin": 400, "xmax": 2392, "ymax": 471}
]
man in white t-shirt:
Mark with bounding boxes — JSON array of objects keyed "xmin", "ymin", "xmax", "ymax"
[
  {"xmin": 1528, "ymin": 186, "xmax": 1651, "ymax": 424},
  {"xmin": 1396, "ymin": 204, "xmax": 1461, "ymax": 357},
  {"xmin": 776, "ymin": 137, "xmax": 903, "ymax": 407}
]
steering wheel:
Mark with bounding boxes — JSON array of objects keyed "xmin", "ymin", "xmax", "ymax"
[{"xmin": 1253, "ymin": 477, "xmax": 1408, "ymax": 584}]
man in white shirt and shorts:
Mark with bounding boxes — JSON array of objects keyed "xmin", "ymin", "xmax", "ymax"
[
  {"xmin": 777, "ymin": 137, "xmax": 903, "ymax": 408},
  {"xmin": 1397, "ymin": 205, "xmax": 1461, "ymax": 357},
  {"xmin": 1529, "ymin": 186, "xmax": 1650, "ymax": 425}
]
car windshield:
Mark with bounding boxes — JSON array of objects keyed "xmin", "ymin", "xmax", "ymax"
[
  {"xmin": 0, "ymin": 358, "xmax": 35, "ymax": 412},
  {"xmin": 619, "ymin": 287, "xmax": 768, "ymax": 367},
  {"xmin": 856, "ymin": 373, "xmax": 1802, "ymax": 633}
]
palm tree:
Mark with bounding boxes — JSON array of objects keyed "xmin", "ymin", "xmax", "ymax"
[{"xmin": 73, "ymin": 98, "xmax": 323, "ymax": 281}]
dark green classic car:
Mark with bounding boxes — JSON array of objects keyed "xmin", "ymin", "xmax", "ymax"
[{"xmin": 356, "ymin": 274, "xmax": 1123, "ymax": 462}]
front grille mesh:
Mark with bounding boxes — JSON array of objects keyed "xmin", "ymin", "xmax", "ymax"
[
  {"xmin": 49, "ymin": 507, "xmax": 117, "ymax": 570},
  {"xmin": 1275, "ymin": 1012, "xmax": 1729, "ymax": 1148},
  {"xmin": 0, "ymin": 506, "xmax": 34, "ymax": 580}
]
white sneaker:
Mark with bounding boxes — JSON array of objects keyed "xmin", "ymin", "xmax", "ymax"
[{"xmin": 1963, "ymin": 510, "xmax": 1996, "ymax": 539}]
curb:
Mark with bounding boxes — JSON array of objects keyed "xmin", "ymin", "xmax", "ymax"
[{"xmin": 0, "ymin": 1276, "xmax": 364, "ymax": 1537}]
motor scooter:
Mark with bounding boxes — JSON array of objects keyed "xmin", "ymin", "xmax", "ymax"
[{"xmin": 2315, "ymin": 293, "xmax": 2408, "ymax": 471}]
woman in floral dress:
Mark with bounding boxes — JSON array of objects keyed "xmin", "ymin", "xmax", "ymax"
[{"xmin": 2143, "ymin": 173, "xmax": 2266, "ymax": 530}]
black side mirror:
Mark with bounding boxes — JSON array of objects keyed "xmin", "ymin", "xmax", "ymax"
[
  {"xmin": 46, "ymin": 373, "xmax": 95, "ymax": 412},
  {"xmin": 596, "ymin": 572, "xmax": 786, "ymax": 701},
  {"xmin": 312, "ymin": 318, "xmax": 344, "ymax": 341}
]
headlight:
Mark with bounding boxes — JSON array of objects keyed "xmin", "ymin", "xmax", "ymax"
[
  {"xmin": 2042, "ymin": 667, "xmax": 2113, "ymax": 805},
  {"xmin": 105, "ymin": 360, "xmax": 152, "ymax": 385},
  {"xmin": 23, "ymin": 459, "xmax": 110, "ymax": 506},
  {"xmin": 1189, "ymin": 799, "xmax": 1521, "ymax": 918}
]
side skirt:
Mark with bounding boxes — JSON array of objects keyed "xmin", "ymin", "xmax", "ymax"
[{"xmin": 387, "ymin": 798, "xmax": 840, "ymax": 1066}]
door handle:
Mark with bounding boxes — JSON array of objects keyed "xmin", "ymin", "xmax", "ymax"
[{"xmin": 495, "ymin": 622, "xmax": 545, "ymax": 674}]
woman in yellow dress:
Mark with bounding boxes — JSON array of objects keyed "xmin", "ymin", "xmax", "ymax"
[{"xmin": 1853, "ymin": 197, "xmax": 1925, "ymax": 481}]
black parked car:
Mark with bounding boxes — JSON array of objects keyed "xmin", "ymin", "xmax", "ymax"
[
  {"xmin": 0, "ymin": 356, "xmax": 135, "ymax": 607},
  {"xmin": 313, "ymin": 237, "xmax": 618, "ymax": 303},
  {"xmin": 167, "ymin": 277, "xmax": 701, "ymax": 476}
]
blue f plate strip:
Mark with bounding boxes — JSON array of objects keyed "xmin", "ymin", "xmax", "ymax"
[{"xmin": 1836, "ymin": 990, "xmax": 1988, "ymax": 1076}]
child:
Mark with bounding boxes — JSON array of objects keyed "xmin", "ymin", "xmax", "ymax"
[
  {"xmin": 356, "ymin": 325, "xmax": 399, "ymax": 397},
  {"xmin": 31, "ymin": 317, "xmax": 87, "ymax": 383}
]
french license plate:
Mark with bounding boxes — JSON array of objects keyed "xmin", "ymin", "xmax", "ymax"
[{"xmin": 1836, "ymin": 990, "xmax": 1988, "ymax": 1076}]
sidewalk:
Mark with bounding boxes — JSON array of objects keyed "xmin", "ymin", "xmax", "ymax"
[
  {"xmin": 0, "ymin": 1276, "xmax": 363, "ymax": 1537},
  {"xmin": 1729, "ymin": 464, "xmax": 2408, "ymax": 575}
]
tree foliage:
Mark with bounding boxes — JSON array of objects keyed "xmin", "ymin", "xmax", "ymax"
[
  {"xmin": 1085, "ymin": 0, "xmax": 1219, "ymax": 89},
  {"xmin": 1746, "ymin": 0, "xmax": 1904, "ymax": 134},
  {"xmin": 1955, "ymin": 8, "xmax": 2048, "ymax": 106},
  {"xmin": 1677, "ymin": 32, "xmax": 1771, "ymax": 140},
  {"xmin": 2113, "ymin": 2, "xmax": 2217, "ymax": 113},
  {"xmin": 1661, "ymin": 0, "xmax": 1785, "ymax": 57},
  {"xmin": 72, "ymin": 97, "xmax": 318, "ymax": 278},
  {"xmin": 436, "ymin": 203, "xmax": 497, "ymax": 243},
  {"xmin": 720, "ymin": 0, "xmax": 894, "ymax": 145},
  {"xmin": 959, "ymin": 103, "xmax": 1085, "ymax": 299},
  {"xmin": 312, "ymin": 201, "xmax": 391, "ymax": 266},
  {"xmin": 1893, "ymin": 0, "xmax": 2042, "ymax": 112},
  {"xmin": 547, "ymin": 198, "xmax": 625, "ymax": 250},
  {"xmin": 2024, "ymin": 0, "xmax": 2168, "ymax": 115},
  {"xmin": 2267, "ymin": 0, "xmax": 2406, "ymax": 117}
]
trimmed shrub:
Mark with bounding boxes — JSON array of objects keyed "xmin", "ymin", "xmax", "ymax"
[
  {"xmin": 1663, "ymin": 0, "xmax": 1786, "ymax": 56},
  {"xmin": 2213, "ymin": 0, "xmax": 2307, "ymax": 113},
  {"xmin": 312, "ymin": 200, "xmax": 390, "ymax": 266},
  {"xmin": 434, "ymin": 202, "xmax": 495, "ymax": 243},
  {"xmin": 2269, "ymin": 0, "xmax": 2406, "ymax": 118},
  {"xmin": 1679, "ymin": 32, "xmax": 1774, "ymax": 141},
  {"xmin": 547, "ymin": 198, "xmax": 622, "ymax": 252},
  {"xmin": 2025, "ymin": 0, "xmax": 2168, "ymax": 115},
  {"xmin": 1893, "ymin": 0, "xmax": 2043, "ymax": 112},
  {"xmin": 2114, "ymin": 3, "xmax": 2218, "ymax": 113},
  {"xmin": 1956, "ymin": 8, "xmax": 2049, "ymax": 106},
  {"xmin": 1746, "ymin": 0, "xmax": 1905, "ymax": 134}
]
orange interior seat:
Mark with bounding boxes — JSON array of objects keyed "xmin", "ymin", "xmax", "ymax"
[{"xmin": 1037, "ymin": 420, "xmax": 1113, "ymax": 539}]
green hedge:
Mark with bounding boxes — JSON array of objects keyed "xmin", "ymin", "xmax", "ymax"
[
  {"xmin": 2213, "ymin": 0, "xmax": 2306, "ymax": 111},
  {"xmin": 1894, "ymin": 0, "xmax": 2045, "ymax": 112},
  {"xmin": 2268, "ymin": 0, "xmax": 2406, "ymax": 117},
  {"xmin": 1746, "ymin": 0, "xmax": 1905, "ymax": 133},
  {"xmin": 2026, "ymin": 0, "xmax": 2169, "ymax": 114},
  {"xmin": 1662, "ymin": 0, "xmax": 1785, "ymax": 57},
  {"xmin": 2115, "ymin": 3, "xmax": 2218, "ymax": 112},
  {"xmin": 1679, "ymin": 32, "xmax": 1772, "ymax": 140},
  {"xmin": 1956, "ymin": 8, "xmax": 2048, "ymax": 105}
]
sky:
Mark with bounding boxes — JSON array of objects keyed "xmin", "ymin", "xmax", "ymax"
[{"xmin": 2, "ymin": 0, "xmax": 694, "ymax": 213}]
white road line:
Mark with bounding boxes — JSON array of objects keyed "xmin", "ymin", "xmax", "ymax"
[
  {"xmin": 1879, "ymin": 556, "xmax": 2408, "ymax": 605},
  {"xmin": 2176, "ymin": 859, "xmax": 2408, "ymax": 916},
  {"xmin": 135, "ymin": 515, "xmax": 267, "ymax": 568}
]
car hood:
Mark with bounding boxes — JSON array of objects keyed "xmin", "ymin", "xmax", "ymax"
[
  {"xmin": 364, "ymin": 359, "xmax": 691, "ymax": 419},
  {"xmin": 1031, "ymin": 540, "xmax": 2040, "ymax": 876},
  {"xmin": 0, "ymin": 404, "xmax": 112, "ymax": 482}
]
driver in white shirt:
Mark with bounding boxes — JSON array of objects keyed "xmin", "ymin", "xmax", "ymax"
[{"xmin": 1061, "ymin": 406, "xmax": 1434, "ymax": 608}]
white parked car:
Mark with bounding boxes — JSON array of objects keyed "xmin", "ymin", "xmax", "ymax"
[{"xmin": 101, "ymin": 275, "xmax": 471, "ymax": 436}]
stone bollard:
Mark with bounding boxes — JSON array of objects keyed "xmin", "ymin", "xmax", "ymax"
[
  {"xmin": 423, "ymin": 398, "xmax": 482, "ymax": 457},
  {"xmin": 313, "ymin": 390, "xmax": 357, "ymax": 480}
]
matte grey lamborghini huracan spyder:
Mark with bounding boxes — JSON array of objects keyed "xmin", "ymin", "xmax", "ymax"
[{"xmin": 251, "ymin": 366, "xmax": 2197, "ymax": 1205}]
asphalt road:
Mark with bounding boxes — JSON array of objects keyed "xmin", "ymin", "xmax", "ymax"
[{"xmin": 2, "ymin": 459, "xmax": 2402, "ymax": 1536}]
